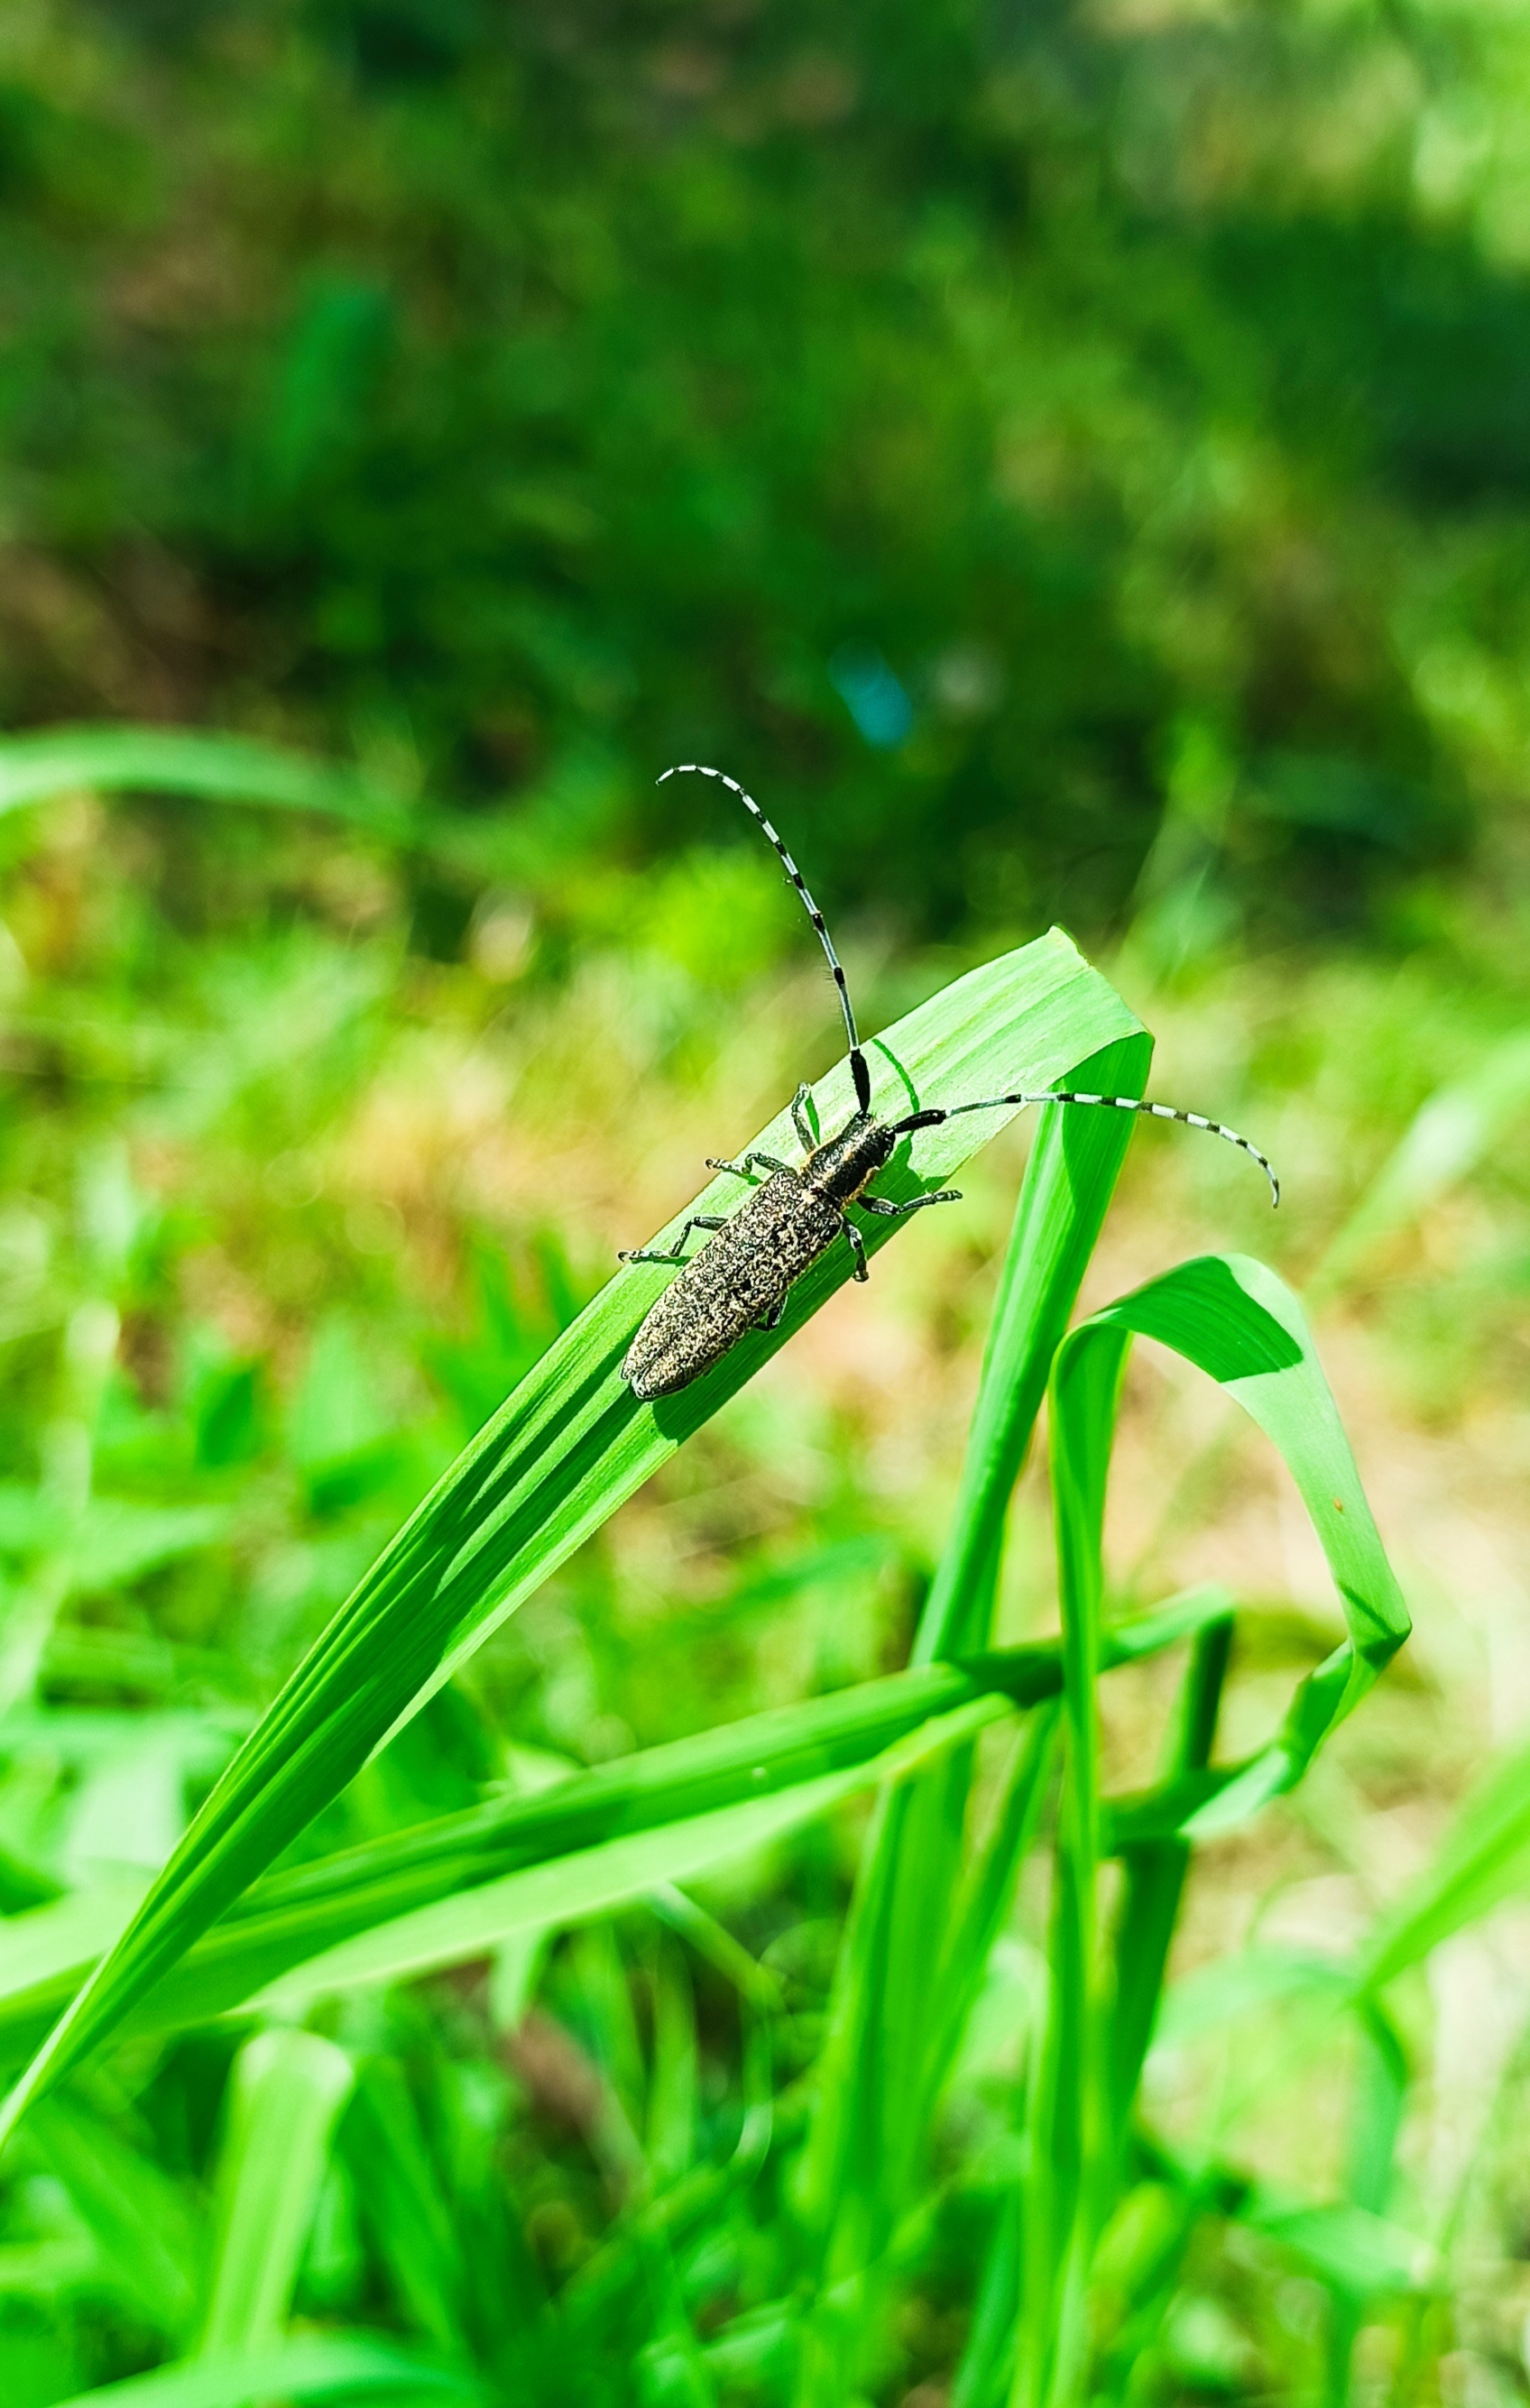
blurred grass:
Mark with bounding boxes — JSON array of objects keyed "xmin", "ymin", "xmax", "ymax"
[{"xmin": 5, "ymin": 0, "xmax": 1530, "ymax": 937}]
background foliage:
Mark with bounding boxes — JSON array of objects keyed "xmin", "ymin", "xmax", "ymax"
[
  {"xmin": 6, "ymin": 0, "xmax": 1530, "ymax": 930},
  {"xmin": 1, "ymin": 3, "xmax": 1530, "ymax": 2406}
]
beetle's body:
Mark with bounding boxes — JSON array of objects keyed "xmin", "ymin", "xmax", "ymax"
[
  {"xmin": 803, "ymin": 1112, "xmax": 899, "ymax": 1205},
  {"xmin": 618, "ymin": 763, "xmax": 1277, "ymax": 1403},
  {"xmin": 622, "ymin": 1114, "xmax": 898, "ymax": 1401}
]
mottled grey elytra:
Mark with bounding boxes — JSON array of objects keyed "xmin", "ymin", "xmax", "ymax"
[{"xmin": 619, "ymin": 767, "xmax": 1277, "ymax": 1402}]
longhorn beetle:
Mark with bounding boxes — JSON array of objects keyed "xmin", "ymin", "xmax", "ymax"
[{"xmin": 620, "ymin": 765, "xmax": 1277, "ymax": 1402}]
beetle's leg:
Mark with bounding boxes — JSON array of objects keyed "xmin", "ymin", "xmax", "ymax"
[
  {"xmin": 843, "ymin": 1218, "xmax": 870, "ymax": 1283},
  {"xmin": 791, "ymin": 1083, "xmax": 816, "ymax": 1151},
  {"xmin": 857, "ymin": 1188, "xmax": 963, "ymax": 1218},
  {"xmin": 706, "ymin": 1152, "xmax": 793, "ymax": 1181},
  {"xmin": 755, "ymin": 1295, "xmax": 788, "ymax": 1332},
  {"xmin": 619, "ymin": 1214, "xmax": 728, "ymax": 1265}
]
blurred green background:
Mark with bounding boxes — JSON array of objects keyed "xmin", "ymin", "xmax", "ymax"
[
  {"xmin": 9, "ymin": 0, "xmax": 1530, "ymax": 933},
  {"xmin": 2, "ymin": 3, "xmax": 1530, "ymax": 2404}
]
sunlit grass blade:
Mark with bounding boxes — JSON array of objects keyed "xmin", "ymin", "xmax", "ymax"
[
  {"xmin": 46, "ymin": 2335, "xmax": 483, "ymax": 2408},
  {"xmin": 1151, "ymin": 1945, "xmax": 1352, "ymax": 2053},
  {"xmin": 190, "ymin": 1659, "xmax": 1043, "ymax": 2007},
  {"xmin": 1131, "ymin": 1018, "xmax": 1525, "ymax": 1573},
  {"xmin": 0, "ymin": 930, "xmax": 1138, "ymax": 2137},
  {"xmin": 0, "ymin": 724, "xmax": 414, "ymax": 840},
  {"xmin": 198, "ymin": 2028, "xmax": 355, "ymax": 2357}
]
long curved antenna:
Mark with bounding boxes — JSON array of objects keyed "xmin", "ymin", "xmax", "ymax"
[
  {"xmin": 893, "ymin": 1089, "xmax": 1279, "ymax": 1205},
  {"xmin": 659, "ymin": 764, "xmax": 871, "ymax": 1113}
]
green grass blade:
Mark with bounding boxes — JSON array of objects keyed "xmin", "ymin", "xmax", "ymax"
[
  {"xmin": 794, "ymin": 1704, "xmax": 1060, "ymax": 2372},
  {"xmin": 29, "ymin": 2097, "xmax": 201, "ymax": 2339},
  {"xmin": 789, "ymin": 1033, "xmax": 1150, "ymax": 2405},
  {"xmin": 0, "ymin": 1609, "xmax": 1213, "ymax": 2058},
  {"xmin": 0, "ymin": 930, "xmax": 1138, "ymax": 2138},
  {"xmin": 1327, "ymin": 2002, "xmax": 1415, "ymax": 2406},
  {"xmin": 1077, "ymin": 1255, "xmax": 1410, "ymax": 1824},
  {"xmin": 0, "ymin": 1701, "xmax": 1030, "ymax": 2072},
  {"xmin": 344, "ymin": 2060, "xmax": 467, "ymax": 2349},
  {"xmin": 1240, "ymin": 2190, "xmax": 1429, "ymax": 2298},
  {"xmin": 1013, "ymin": 1254, "xmax": 1410, "ymax": 2405},
  {"xmin": 925, "ymin": 1702, "xmax": 1061, "ymax": 2101},
  {"xmin": 1013, "ymin": 1301, "xmax": 1129, "ymax": 2408},
  {"xmin": 1359, "ymin": 1724, "xmax": 1530, "ymax": 1990},
  {"xmin": 0, "ymin": 724, "xmax": 413, "ymax": 839},
  {"xmin": 46, "ymin": 2336, "xmax": 482, "ymax": 2408},
  {"xmin": 917, "ymin": 1031, "xmax": 1154, "ymax": 1664},
  {"xmin": 1152, "ymin": 1945, "xmax": 1353, "ymax": 2051},
  {"xmin": 1346, "ymin": 1999, "xmax": 1408, "ymax": 2218},
  {"xmin": 1313, "ymin": 1028, "xmax": 1530, "ymax": 1298},
  {"xmin": 152, "ymin": 1640, "xmax": 1108, "ymax": 2026},
  {"xmin": 198, "ymin": 2028, "xmax": 355, "ymax": 2357},
  {"xmin": 237, "ymin": 1695, "xmax": 1014, "ymax": 2017},
  {"xmin": 950, "ymin": 2191, "xmax": 1025, "ymax": 2408},
  {"xmin": 168, "ymin": 1662, "xmax": 1028, "ymax": 2020},
  {"xmin": 1105, "ymin": 1615, "xmax": 1233, "ymax": 2163}
]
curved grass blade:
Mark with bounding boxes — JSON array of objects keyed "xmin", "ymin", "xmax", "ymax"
[
  {"xmin": 0, "ymin": 931, "xmax": 1140, "ymax": 2141},
  {"xmin": 0, "ymin": 724, "xmax": 413, "ymax": 840},
  {"xmin": 1018, "ymin": 1250, "xmax": 1410, "ymax": 2408},
  {"xmin": 1078, "ymin": 1255, "xmax": 1410, "ymax": 1834}
]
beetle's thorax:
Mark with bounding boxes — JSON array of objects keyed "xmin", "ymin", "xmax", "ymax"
[{"xmin": 804, "ymin": 1111, "xmax": 896, "ymax": 1205}]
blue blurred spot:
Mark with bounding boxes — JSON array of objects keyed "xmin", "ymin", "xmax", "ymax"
[{"xmin": 830, "ymin": 644, "xmax": 913, "ymax": 748}]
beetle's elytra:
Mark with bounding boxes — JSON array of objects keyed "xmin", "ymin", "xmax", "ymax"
[{"xmin": 619, "ymin": 766, "xmax": 1277, "ymax": 1402}]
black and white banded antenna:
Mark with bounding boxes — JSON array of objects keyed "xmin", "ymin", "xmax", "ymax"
[
  {"xmin": 656, "ymin": 763, "xmax": 1278, "ymax": 1204},
  {"xmin": 659, "ymin": 763, "xmax": 872, "ymax": 1113},
  {"xmin": 891, "ymin": 1091, "xmax": 1279, "ymax": 1206}
]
